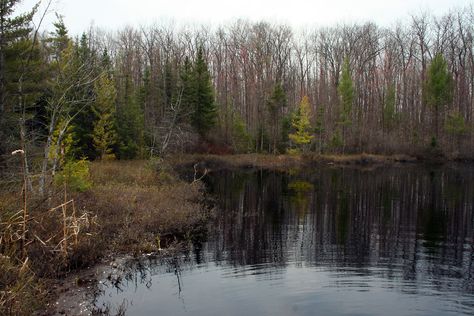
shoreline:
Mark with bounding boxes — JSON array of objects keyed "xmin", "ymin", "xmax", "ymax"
[
  {"xmin": 172, "ymin": 153, "xmax": 472, "ymax": 173},
  {"xmin": 21, "ymin": 155, "xmax": 474, "ymax": 315},
  {"xmin": 0, "ymin": 160, "xmax": 213, "ymax": 316}
]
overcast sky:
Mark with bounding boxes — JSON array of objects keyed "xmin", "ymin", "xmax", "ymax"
[{"xmin": 18, "ymin": 0, "xmax": 473, "ymax": 35}]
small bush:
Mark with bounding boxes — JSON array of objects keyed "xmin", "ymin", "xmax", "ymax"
[
  {"xmin": 55, "ymin": 159, "xmax": 92, "ymax": 192},
  {"xmin": 287, "ymin": 148, "xmax": 300, "ymax": 155}
]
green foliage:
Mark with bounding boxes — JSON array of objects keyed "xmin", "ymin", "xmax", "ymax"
[
  {"xmin": 314, "ymin": 105, "xmax": 325, "ymax": 135},
  {"xmin": 115, "ymin": 80, "xmax": 144, "ymax": 159},
  {"xmin": 383, "ymin": 84, "xmax": 399, "ymax": 131},
  {"xmin": 92, "ymin": 73, "xmax": 117, "ymax": 159},
  {"xmin": 330, "ymin": 129, "xmax": 344, "ymax": 150},
  {"xmin": 163, "ymin": 60, "xmax": 178, "ymax": 108},
  {"xmin": 267, "ymin": 83, "xmax": 287, "ymax": 152},
  {"xmin": 0, "ymin": 0, "xmax": 37, "ymax": 55},
  {"xmin": 48, "ymin": 120, "xmax": 76, "ymax": 165},
  {"xmin": 190, "ymin": 47, "xmax": 217, "ymax": 137},
  {"xmin": 256, "ymin": 124, "xmax": 270, "ymax": 152},
  {"xmin": 232, "ymin": 111, "xmax": 253, "ymax": 153},
  {"xmin": 424, "ymin": 54, "xmax": 453, "ymax": 111},
  {"xmin": 178, "ymin": 57, "xmax": 195, "ymax": 121},
  {"xmin": 218, "ymin": 102, "xmax": 253, "ymax": 153},
  {"xmin": 54, "ymin": 159, "xmax": 92, "ymax": 192},
  {"xmin": 288, "ymin": 95, "xmax": 314, "ymax": 154},
  {"xmin": 337, "ymin": 58, "xmax": 354, "ymax": 127},
  {"xmin": 47, "ymin": 14, "xmax": 69, "ymax": 60},
  {"xmin": 0, "ymin": 1, "xmax": 43, "ymax": 153},
  {"xmin": 424, "ymin": 53, "xmax": 453, "ymax": 138},
  {"xmin": 288, "ymin": 180, "xmax": 314, "ymax": 192},
  {"xmin": 279, "ymin": 112, "xmax": 293, "ymax": 152},
  {"xmin": 336, "ymin": 58, "xmax": 354, "ymax": 153},
  {"xmin": 70, "ymin": 34, "xmax": 99, "ymax": 160},
  {"xmin": 445, "ymin": 111, "xmax": 468, "ymax": 137},
  {"xmin": 46, "ymin": 34, "xmax": 98, "ymax": 160},
  {"xmin": 267, "ymin": 83, "xmax": 287, "ymax": 115}
]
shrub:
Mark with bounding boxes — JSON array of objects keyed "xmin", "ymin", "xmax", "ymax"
[{"xmin": 54, "ymin": 159, "xmax": 92, "ymax": 192}]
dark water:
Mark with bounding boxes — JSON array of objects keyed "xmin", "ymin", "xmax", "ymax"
[{"xmin": 96, "ymin": 165, "xmax": 474, "ymax": 316}]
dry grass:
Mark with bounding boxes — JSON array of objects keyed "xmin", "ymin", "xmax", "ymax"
[
  {"xmin": 0, "ymin": 159, "xmax": 211, "ymax": 315},
  {"xmin": 59, "ymin": 159, "xmax": 211, "ymax": 260},
  {"xmin": 79, "ymin": 160, "xmax": 209, "ymax": 254},
  {"xmin": 90, "ymin": 160, "xmax": 159, "ymax": 186},
  {"xmin": 172, "ymin": 153, "xmax": 417, "ymax": 173},
  {"xmin": 0, "ymin": 256, "xmax": 46, "ymax": 315}
]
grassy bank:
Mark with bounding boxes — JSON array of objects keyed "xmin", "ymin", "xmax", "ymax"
[
  {"xmin": 0, "ymin": 160, "xmax": 211, "ymax": 315},
  {"xmin": 173, "ymin": 153, "xmax": 419, "ymax": 173}
]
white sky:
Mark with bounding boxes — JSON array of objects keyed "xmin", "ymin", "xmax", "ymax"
[{"xmin": 18, "ymin": 0, "xmax": 474, "ymax": 35}]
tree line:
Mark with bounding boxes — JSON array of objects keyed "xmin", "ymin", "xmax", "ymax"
[{"xmin": 2, "ymin": 1, "xmax": 474, "ymax": 178}]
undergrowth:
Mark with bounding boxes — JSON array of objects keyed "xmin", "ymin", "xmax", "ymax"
[{"xmin": 0, "ymin": 159, "xmax": 210, "ymax": 315}]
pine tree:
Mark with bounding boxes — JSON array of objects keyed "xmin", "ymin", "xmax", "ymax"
[
  {"xmin": 267, "ymin": 83, "xmax": 287, "ymax": 153},
  {"xmin": 0, "ymin": 0, "xmax": 39, "ymax": 158},
  {"xmin": 72, "ymin": 33, "xmax": 98, "ymax": 159},
  {"xmin": 424, "ymin": 53, "xmax": 453, "ymax": 141},
  {"xmin": 179, "ymin": 57, "xmax": 195, "ymax": 119},
  {"xmin": 47, "ymin": 14, "xmax": 69, "ymax": 61},
  {"xmin": 40, "ymin": 39, "xmax": 98, "ymax": 191},
  {"xmin": 289, "ymin": 95, "xmax": 314, "ymax": 154},
  {"xmin": 445, "ymin": 111, "xmax": 468, "ymax": 151},
  {"xmin": 337, "ymin": 58, "xmax": 354, "ymax": 153},
  {"xmin": 383, "ymin": 83, "xmax": 398, "ymax": 132},
  {"xmin": 92, "ymin": 73, "xmax": 117, "ymax": 159},
  {"xmin": 0, "ymin": 0, "xmax": 38, "ymax": 114},
  {"xmin": 191, "ymin": 46, "xmax": 217, "ymax": 138},
  {"xmin": 115, "ymin": 78, "xmax": 144, "ymax": 159}
]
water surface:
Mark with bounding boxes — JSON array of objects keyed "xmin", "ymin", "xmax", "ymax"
[{"xmin": 96, "ymin": 165, "xmax": 474, "ymax": 315}]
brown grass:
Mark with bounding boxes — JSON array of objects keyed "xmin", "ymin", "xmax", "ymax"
[
  {"xmin": 0, "ymin": 159, "xmax": 211, "ymax": 315},
  {"xmin": 172, "ymin": 153, "xmax": 417, "ymax": 173},
  {"xmin": 79, "ymin": 160, "xmax": 209, "ymax": 255}
]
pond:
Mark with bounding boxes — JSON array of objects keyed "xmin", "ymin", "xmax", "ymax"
[{"xmin": 95, "ymin": 165, "xmax": 474, "ymax": 316}]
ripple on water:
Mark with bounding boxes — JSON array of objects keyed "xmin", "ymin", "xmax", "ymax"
[{"xmin": 95, "ymin": 167, "xmax": 474, "ymax": 316}]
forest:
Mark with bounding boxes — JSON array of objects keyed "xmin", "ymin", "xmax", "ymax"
[
  {"xmin": 1, "ymin": 0, "xmax": 474, "ymax": 314},
  {"xmin": 2, "ymin": 2, "xmax": 474, "ymax": 177}
]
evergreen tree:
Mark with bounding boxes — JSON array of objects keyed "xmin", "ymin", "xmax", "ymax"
[
  {"xmin": 40, "ymin": 39, "xmax": 98, "ymax": 190},
  {"xmin": 0, "ymin": 0, "xmax": 37, "ymax": 114},
  {"xmin": 47, "ymin": 14, "xmax": 69, "ymax": 61},
  {"xmin": 280, "ymin": 112, "xmax": 293, "ymax": 152},
  {"xmin": 191, "ymin": 46, "xmax": 217, "ymax": 138},
  {"xmin": 445, "ymin": 111, "xmax": 468, "ymax": 151},
  {"xmin": 115, "ymin": 78, "xmax": 144, "ymax": 159},
  {"xmin": 224, "ymin": 103, "xmax": 253, "ymax": 153},
  {"xmin": 337, "ymin": 58, "xmax": 354, "ymax": 153},
  {"xmin": 100, "ymin": 49, "xmax": 113, "ymax": 75},
  {"xmin": 267, "ymin": 83, "xmax": 287, "ymax": 153},
  {"xmin": 92, "ymin": 73, "xmax": 117, "ymax": 159},
  {"xmin": 179, "ymin": 57, "xmax": 195, "ymax": 119},
  {"xmin": 72, "ymin": 33, "xmax": 98, "ymax": 159},
  {"xmin": 0, "ymin": 0, "xmax": 39, "ymax": 157},
  {"xmin": 383, "ymin": 84, "xmax": 396, "ymax": 131},
  {"xmin": 163, "ymin": 59, "xmax": 177, "ymax": 108},
  {"xmin": 289, "ymin": 95, "xmax": 314, "ymax": 154},
  {"xmin": 424, "ymin": 53, "xmax": 453, "ymax": 140}
]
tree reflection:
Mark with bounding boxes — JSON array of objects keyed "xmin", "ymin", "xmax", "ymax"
[{"xmin": 205, "ymin": 166, "xmax": 474, "ymax": 294}]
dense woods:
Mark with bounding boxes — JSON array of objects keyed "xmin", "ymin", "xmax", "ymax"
[{"xmin": 2, "ymin": 3, "xmax": 474, "ymax": 179}]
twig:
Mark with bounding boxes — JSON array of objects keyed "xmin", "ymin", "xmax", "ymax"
[{"xmin": 192, "ymin": 163, "xmax": 208, "ymax": 184}]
